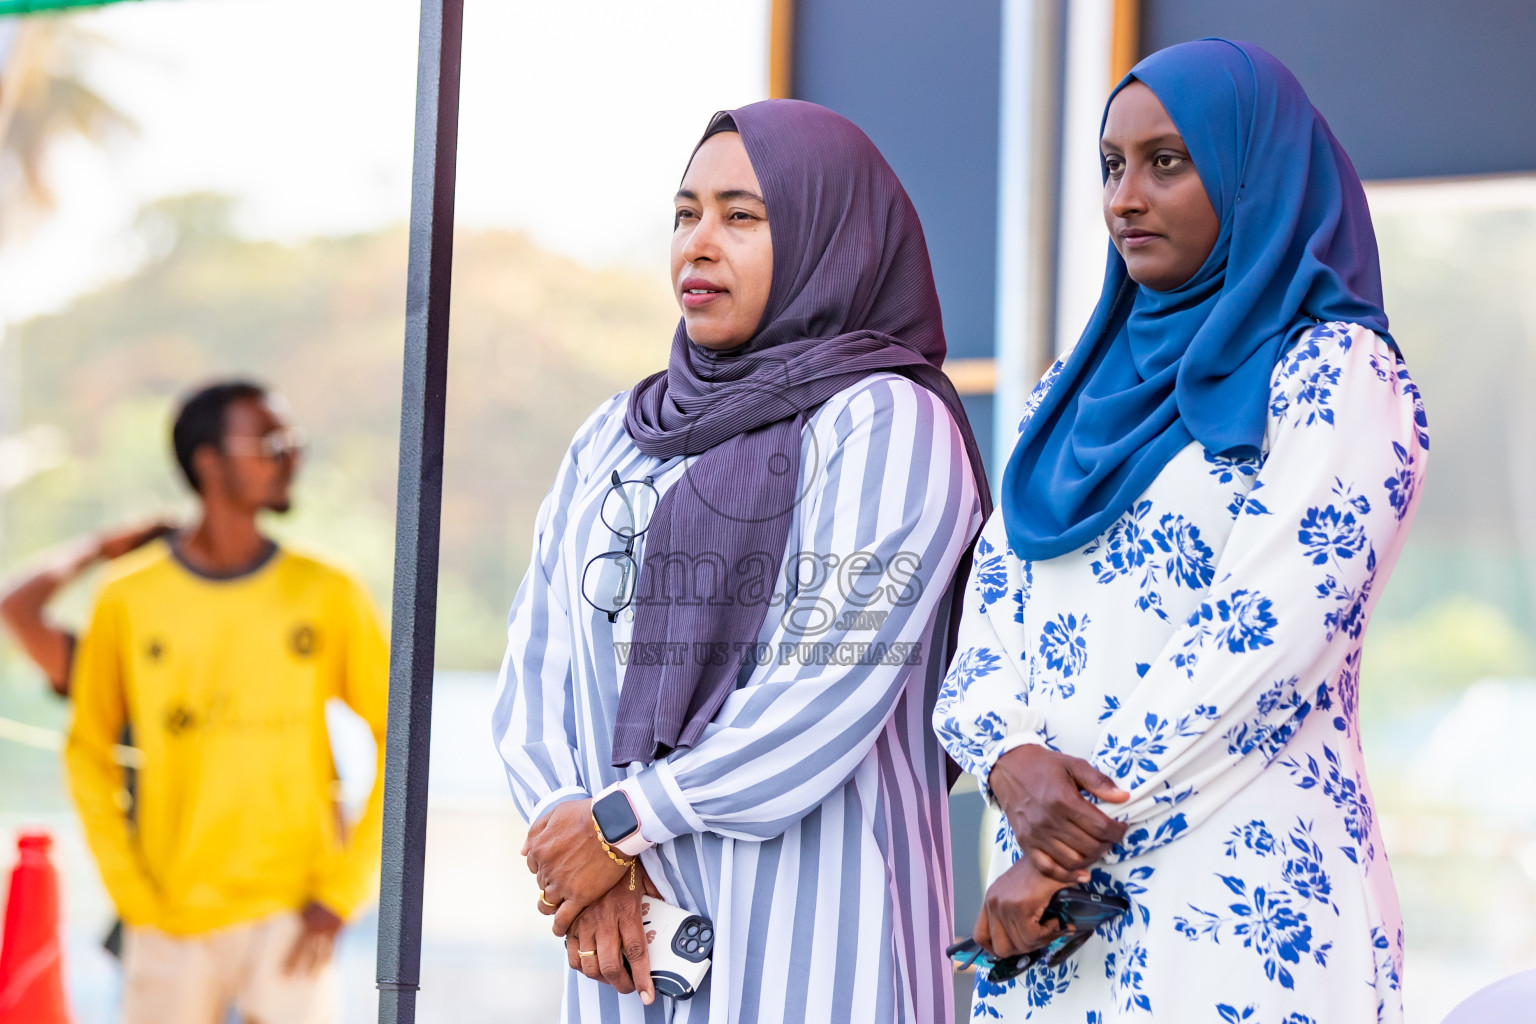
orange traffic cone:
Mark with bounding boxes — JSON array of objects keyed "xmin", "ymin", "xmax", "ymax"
[{"xmin": 0, "ymin": 832, "xmax": 71, "ymax": 1023}]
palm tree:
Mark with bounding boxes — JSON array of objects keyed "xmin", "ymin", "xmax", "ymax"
[
  {"xmin": 0, "ymin": 17, "xmax": 134, "ymax": 553},
  {"xmin": 0, "ymin": 16, "xmax": 134, "ymax": 240}
]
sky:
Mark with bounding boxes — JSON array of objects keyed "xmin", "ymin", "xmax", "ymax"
[
  {"xmin": 5, "ymin": 1, "xmax": 1531, "ymax": 330},
  {"xmin": 0, "ymin": 0, "xmax": 771, "ymax": 323}
]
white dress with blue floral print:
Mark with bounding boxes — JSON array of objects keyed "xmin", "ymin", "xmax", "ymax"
[{"xmin": 935, "ymin": 323, "xmax": 1426, "ymax": 1023}]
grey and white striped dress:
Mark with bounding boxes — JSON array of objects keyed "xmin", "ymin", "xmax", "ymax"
[{"xmin": 493, "ymin": 373, "xmax": 982, "ymax": 1024}]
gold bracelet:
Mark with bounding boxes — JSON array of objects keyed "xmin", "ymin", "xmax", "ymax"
[
  {"xmin": 590, "ymin": 818, "xmax": 639, "ymax": 892},
  {"xmin": 592, "ymin": 818, "xmax": 636, "ymax": 868}
]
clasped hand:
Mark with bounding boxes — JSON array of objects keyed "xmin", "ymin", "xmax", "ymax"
[
  {"xmin": 974, "ymin": 745, "xmax": 1130, "ymax": 957},
  {"xmin": 522, "ymin": 798, "xmax": 629, "ymax": 935},
  {"xmin": 522, "ymin": 798, "xmax": 659, "ymax": 1004},
  {"xmin": 565, "ymin": 859, "xmax": 662, "ymax": 1005}
]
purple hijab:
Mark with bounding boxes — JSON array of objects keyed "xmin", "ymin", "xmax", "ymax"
[{"xmin": 612, "ymin": 99, "xmax": 991, "ymax": 766}]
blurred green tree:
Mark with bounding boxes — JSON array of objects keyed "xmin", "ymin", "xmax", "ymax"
[{"xmin": 3, "ymin": 191, "xmax": 676, "ymax": 676}]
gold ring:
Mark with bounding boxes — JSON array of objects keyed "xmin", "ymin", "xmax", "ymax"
[
  {"xmin": 578, "ymin": 950, "xmax": 596, "ymax": 958},
  {"xmin": 539, "ymin": 890, "xmax": 558, "ymax": 908}
]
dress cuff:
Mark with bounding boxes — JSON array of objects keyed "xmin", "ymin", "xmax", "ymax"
[
  {"xmin": 978, "ymin": 710, "xmax": 1050, "ymax": 800},
  {"xmin": 615, "ymin": 761, "xmax": 705, "ymax": 846},
  {"xmin": 529, "ymin": 786, "xmax": 589, "ymax": 825}
]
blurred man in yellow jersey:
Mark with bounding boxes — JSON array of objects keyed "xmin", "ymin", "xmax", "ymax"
[{"xmin": 56, "ymin": 380, "xmax": 388, "ymax": 1024}]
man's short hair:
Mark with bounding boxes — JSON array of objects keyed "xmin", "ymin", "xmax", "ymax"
[{"xmin": 171, "ymin": 380, "xmax": 269, "ymax": 493}]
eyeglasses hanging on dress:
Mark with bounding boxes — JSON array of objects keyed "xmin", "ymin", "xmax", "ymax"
[{"xmin": 581, "ymin": 471, "xmax": 659, "ymax": 623}]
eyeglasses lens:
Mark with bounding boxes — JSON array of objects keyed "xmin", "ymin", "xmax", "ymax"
[
  {"xmin": 582, "ymin": 551, "xmax": 638, "ymax": 616},
  {"xmin": 601, "ymin": 479, "xmax": 657, "ymax": 540},
  {"xmin": 258, "ymin": 429, "xmax": 307, "ymax": 460},
  {"xmin": 988, "ymin": 952, "xmax": 1031, "ymax": 981}
]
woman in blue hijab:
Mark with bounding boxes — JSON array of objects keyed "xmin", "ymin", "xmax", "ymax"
[{"xmin": 934, "ymin": 39, "xmax": 1425, "ymax": 1021}]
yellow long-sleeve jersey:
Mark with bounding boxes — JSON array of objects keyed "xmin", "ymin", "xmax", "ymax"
[{"xmin": 65, "ymin": 540, "xmax": 389, "ymax": 936}]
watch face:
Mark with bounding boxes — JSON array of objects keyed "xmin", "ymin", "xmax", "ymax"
[{"xmin": 593, "ymin": 792, "xmax": 639, "ymax": 843}]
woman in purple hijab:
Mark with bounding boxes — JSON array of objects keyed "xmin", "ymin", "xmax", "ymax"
[{"xmin": 495, "ymin": 99, "xmax": 989, "ymax": 1022}]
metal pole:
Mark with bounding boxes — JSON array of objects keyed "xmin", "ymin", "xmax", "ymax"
[
  {"xmin": 992, "ymin": 0, "xmax": 1065, "ymax": 481},
  {"xmin": 1054, "ymin": 0, "xmax": 1116, "ymax": 356},
  {"xmin": 376, "ymin": 0, "xmax": 462, "ymax": 1021}
]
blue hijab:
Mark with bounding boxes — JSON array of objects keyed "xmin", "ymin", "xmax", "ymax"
[{"xmin": 1001, "ymin": 38, "xmax": 1395, "ymax": 561}]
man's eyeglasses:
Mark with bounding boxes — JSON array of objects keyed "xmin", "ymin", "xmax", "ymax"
[
  {"xmin": 223, "ymin": 428, "xmax": 308, "ymax": 462},
  {"xmin": 581, "ymin": 471, "xmax": 659, "ymax": 623}
]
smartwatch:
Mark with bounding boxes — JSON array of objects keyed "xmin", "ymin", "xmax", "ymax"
[{"xmin": 593, "ymin": 789, "xmax": 651, "ymax": 857}]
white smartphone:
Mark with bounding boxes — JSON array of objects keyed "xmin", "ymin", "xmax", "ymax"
[{"xmin": 637, "ymin": 897, "xmax": 714, "ymax": 999}]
